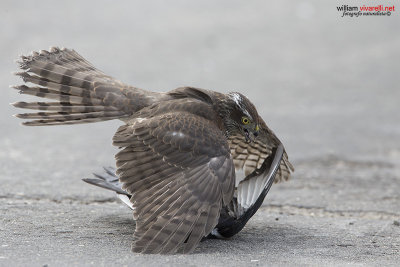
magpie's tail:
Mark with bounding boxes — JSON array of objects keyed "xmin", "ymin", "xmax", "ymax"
[{"xmin": 83, "ymin": 166, "xmax": 133, "ymax": 209}]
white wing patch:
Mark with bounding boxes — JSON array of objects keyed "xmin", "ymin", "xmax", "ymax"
[
  {"xmin": 117, "ymin": 193, "xmax": 134, "ymax": 209},
  {"xmin": 135, "ymin": 117, "xmax": 146, "ymax": 123}
]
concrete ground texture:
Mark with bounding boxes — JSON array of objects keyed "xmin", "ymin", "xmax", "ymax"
[{"xmin": 1, "ymin": 1, "xmax": 399, "ymax": 266}]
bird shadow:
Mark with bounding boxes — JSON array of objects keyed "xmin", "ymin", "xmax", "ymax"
[
  {"xmin": 92, "ymin": 213, "xmax": 316, "ymax": 255},
  {"xmin": 194, "ymin": 224, "xmax": 315, "ymax": 255}
]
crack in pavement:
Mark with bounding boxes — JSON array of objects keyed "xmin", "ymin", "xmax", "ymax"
[
  {"xmin": 263, "ymin": 204, "xmax": 400, "ymax": 220},
  {"xmin": 2, "ymin": 194, "xmax": 399, "ymax": 220},
  {"xmin": 0, "ymin": 193, "xmax": 118, "ymax": 205}
]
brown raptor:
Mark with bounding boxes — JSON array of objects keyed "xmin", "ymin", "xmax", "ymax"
[{"xmin": 12, "ymin": 47, "xmax": 293, "ymax": 254}]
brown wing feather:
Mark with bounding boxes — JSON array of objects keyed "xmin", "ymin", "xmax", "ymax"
[{"xmin": 113, "ymin": 111, "xmax": 235, "ymax": 254}]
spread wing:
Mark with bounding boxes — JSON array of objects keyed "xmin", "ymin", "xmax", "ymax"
[
  {"xmin": 228, "ymin": 135, "xmax": 293, "ymax": 183},
  {"xmin": 228, "ymin": 131, "xmax": 293, "ymax": 209},
  {"xmin": 214, "ymin": 144, "xmax": 284, "ymax": 237},
  {"xmin": 113, "ymin": 111, "xmax": 235, "ymax": 254},
  {"xmin": 213, "ymin": 120, "xmax": 294, "ymax": 237}
]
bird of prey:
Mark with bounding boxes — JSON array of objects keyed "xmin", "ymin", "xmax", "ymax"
[{"xmin": 12, "ymin": 47, "xmax": 294, "ymax": 254}]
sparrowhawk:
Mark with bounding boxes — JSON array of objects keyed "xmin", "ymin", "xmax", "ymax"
[{"xmin": 12, "ymin": 47, "xmax": 294, "ymax": 254}]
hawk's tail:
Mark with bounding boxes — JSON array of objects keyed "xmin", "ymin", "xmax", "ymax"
[{"xmin": 12, "ymin": 47, "xmax": 149, "ymax": 126}]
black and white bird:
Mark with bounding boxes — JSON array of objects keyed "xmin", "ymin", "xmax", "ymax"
[{"xmin": 12, "ymin": 47, "xmax": 294, "ymax": 254}]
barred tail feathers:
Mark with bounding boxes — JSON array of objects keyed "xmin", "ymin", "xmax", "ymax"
[{"xmin": 12, "ymin": 47, "xmax": 151, "ymax": 126}]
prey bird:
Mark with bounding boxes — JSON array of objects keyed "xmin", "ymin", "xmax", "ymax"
[{"xmin": 12, "ymin": 47, "xmax": 294, "ymax": 254}]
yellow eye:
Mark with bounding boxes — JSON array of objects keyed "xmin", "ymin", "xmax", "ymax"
[{"xmin": 242, "ymin": 117, "xmax": 250, "ymax": 125}]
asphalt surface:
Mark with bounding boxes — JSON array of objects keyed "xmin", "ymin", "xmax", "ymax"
[{"xmin": 1, "ymin": 1, "xmax": 399, "ymax": 266}]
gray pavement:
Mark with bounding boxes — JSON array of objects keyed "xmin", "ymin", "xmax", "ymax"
[{"xmin": 1, "ymin": 1, "xmax": 399, "ymax": 266}]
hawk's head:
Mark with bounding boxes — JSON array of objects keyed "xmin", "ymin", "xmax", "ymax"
[{"xmin": 223, "ymin": 92, "xmax": 260, "ymax": 142}]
